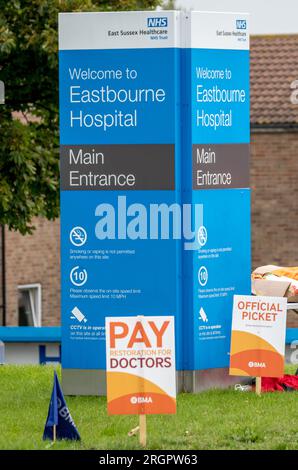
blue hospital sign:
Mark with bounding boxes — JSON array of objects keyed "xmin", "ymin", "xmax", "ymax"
[{"xmin": 59, "ymin": 10, "xmax": 250, "ymax": 392}]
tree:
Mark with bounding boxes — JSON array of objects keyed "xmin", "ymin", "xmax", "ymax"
[
  {"xmin": 0, "ymin": 0, "xmax": 161, "ymax": 234},
  {"xmin": 163, "ymin": 0, "xmax": 176, "ymax": 9}
]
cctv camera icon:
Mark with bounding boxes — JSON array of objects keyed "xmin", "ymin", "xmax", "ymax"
[
  {"xmin": 71, "ymin": 306, "xmax": 87, "ymax": 323},
  {"xmin": 199, "ymin": 307, "xmax": 208, "ymax": 323}
]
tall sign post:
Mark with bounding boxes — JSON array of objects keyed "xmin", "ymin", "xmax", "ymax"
[{"xmin": 59, "ymin": 11, "xmax": 251, "ymax": 394}]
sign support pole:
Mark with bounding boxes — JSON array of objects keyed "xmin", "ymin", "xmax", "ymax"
[
  {"xmin": 255, "ymin": 377, "xmax": 262, "ymax": 396},
  {"xmin": 139, "ymin": 414, "xmax": 147, "ymax": 447},
  {"xmin": 137, "ymin": 315, "xmax": 147, "ymax": 448},
  {"xmin": 53, "ymin": 424, "xmax": 56, "ymax": 442}
]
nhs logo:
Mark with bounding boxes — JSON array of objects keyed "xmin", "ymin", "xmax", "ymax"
[
  {"xmin": 147, "ymin": 17, "xmax": 168, "ymax": 28},
  {"xmin": 236, "ymin": 19, "xmax": 247, "ymax": 30}
]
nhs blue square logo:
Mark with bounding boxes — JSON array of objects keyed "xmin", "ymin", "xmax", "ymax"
[
  {"xmin": 236, "ymin": 19, "xmax": 247, "ymax": 30},
  {"xmin": 147, "ymin": 17, "xmax": 168, "ymax": 28}
]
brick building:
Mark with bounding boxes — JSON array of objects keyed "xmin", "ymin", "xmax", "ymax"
[{"xmin": 1, "ymin": 35, "xmax": 298, "ymax": 328}]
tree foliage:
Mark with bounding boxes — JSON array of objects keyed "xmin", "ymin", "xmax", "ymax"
[
  {"xmin": 0, "ymin": 0, "xmax": 161, "ymax": 234},
  {"xmin": 163, "ymin": 0, "xmax": 176, "ymax": 9}
]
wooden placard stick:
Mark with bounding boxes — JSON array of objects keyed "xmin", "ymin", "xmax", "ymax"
[
  {"xmin": 139, "ymin": 414, "xmax": 147, "ymax": 448},
  {"xmin": 255, "ymin": 377, "xmax": 262, "ymax": 396},
  {"xmin": 53, "ymin": 424, "xmax": 57, "ymax": 442},
  {"xmin": 137, "ymin": 315, "xmax": 147, "ymax": 447}
]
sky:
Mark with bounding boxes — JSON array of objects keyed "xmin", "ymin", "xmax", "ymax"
[{"xmin": 174, "ymin": 0, "xmax": 298, "ymax": 34}]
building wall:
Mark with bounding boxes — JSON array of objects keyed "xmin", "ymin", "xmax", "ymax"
[
  {"xmin": 5, "ymin": 218, "xmax": 60, "ymax": 326},
  {"xmin": 4, "ymin": 130, "xmax": 298, "ymax": 328},
  {"xmin": 251, "ymin": 131, "xmax": 298, "ymax": 269}
]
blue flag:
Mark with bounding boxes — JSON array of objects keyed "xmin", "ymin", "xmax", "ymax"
[{"xmin": 43, "ymin": 371, "xmax": 81, "ymax": 441}]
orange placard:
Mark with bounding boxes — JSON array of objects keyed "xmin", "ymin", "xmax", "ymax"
[
  {"xmin": 230, "ymin": 295, "xmax": 287, "ymax": 377},
  {"xmin": 105, "ymin": 316, "xmax": 176, "ymax": 415}
]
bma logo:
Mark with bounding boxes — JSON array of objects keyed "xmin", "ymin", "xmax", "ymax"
[
  {"xmin": 248, "ymin": 361, "xmax": 266, "ymax": 368},
  {"xmin": 147, "ymin": 17, "xmax": 168, "ymax": 28},
  {"xmin": 236, "ymin": 19, "xmax": 247, "ymax": 30},
  {"xmin": 130, "ymin": 396, "xmax": 153, "ymax": 404}
]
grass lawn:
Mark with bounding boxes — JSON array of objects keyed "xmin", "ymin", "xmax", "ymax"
[{"xmin": 0, "ymin": 365, "xmax": 297, "ymax": 450}]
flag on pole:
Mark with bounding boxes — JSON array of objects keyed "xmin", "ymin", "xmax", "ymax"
[{"xmin": 43, "ymin": 371, "xmax": 81, "ymax": 441}]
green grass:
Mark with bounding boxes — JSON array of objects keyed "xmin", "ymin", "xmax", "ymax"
[{"xmin": 0, "ymin": 365, "xmax": 297, "ymax": 450}]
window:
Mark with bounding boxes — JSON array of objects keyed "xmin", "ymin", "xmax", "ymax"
[{"xmin": 18, "ymin": 284, "xmax": 42, "ymax": 327}]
